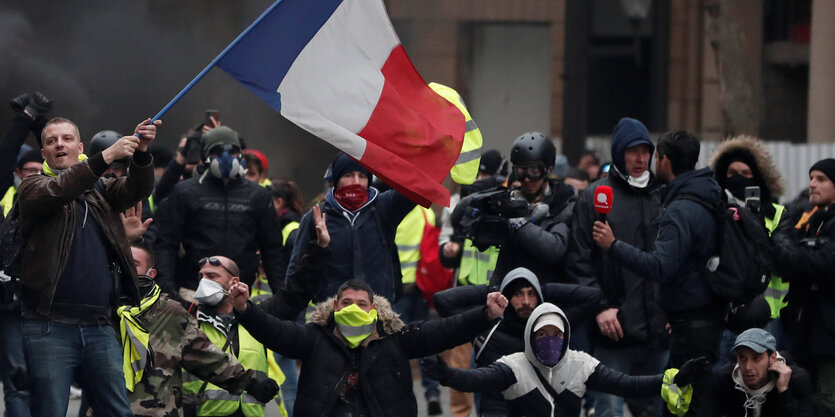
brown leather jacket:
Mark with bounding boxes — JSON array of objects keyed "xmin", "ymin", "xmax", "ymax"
[{"xmin": 18, "ymin": 152, "xmax": 154, "ymax": 316}]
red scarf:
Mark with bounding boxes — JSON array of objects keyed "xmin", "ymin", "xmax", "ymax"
[{"xmin": 334, "ymin": 184, "xmax": 369, "ymax": 212}]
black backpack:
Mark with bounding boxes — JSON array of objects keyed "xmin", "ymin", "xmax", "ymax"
[{"xmin": 677, "ymin": 195, "xmax": 772, "ymax": 304}]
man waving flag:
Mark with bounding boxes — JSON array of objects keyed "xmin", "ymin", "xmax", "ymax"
[{"xmin": 216, "ymin": 0, "xmax": 469, "ymax": 207}]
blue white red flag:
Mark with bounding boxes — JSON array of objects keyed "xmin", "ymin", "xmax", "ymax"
[{"xmin": 216, "ymin": 0, "xmax": 465, "ymax": 207}]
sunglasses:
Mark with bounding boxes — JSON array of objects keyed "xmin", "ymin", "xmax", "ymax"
[{"xmin": 198, "ymin": 257, "xmax": 238, "ymax": 277}]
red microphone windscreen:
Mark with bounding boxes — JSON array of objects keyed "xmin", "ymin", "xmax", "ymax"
[{"xmin": 594, "ymin": 185, "xmax": 613, "ymax": 214}]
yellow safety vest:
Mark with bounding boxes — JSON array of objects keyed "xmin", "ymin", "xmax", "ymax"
[
  {"xmin": 457, "ymin": 240, "xmax": 499, "ymax": 286},
  {"xmin": 281, "ymin": 221, "xmax": 300, "ymax": 246},
  {"xmin": 428, "ymin": 82, "xmax": 482, "ymax": 185},
  {"xmin": 1, "ymin": 186, "xmax": 16, "ymax": 218},
  {"xmin": 763, "ymin": 204, "xmax": 789, "ymax": 319},
  {"xmin": 396, "ymin": 207, "xmax": 435, "ymax": 285},
  {"xmin": 183, "ymin": 321, "xmax": 270, "ymax": 417}
]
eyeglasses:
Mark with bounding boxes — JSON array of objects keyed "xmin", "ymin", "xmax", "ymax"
[
  {"xmin": 514, "ymin": 164, "xmax": 546, "ymax": 181},
  {"xmin": 198, "ymin": 257, "xmax": 238, "ymax": 277}
]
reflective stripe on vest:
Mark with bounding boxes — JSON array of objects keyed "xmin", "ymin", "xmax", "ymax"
[
  {"xmin": 183, "ymin": 322, "xmax": 270, "ymax": 417},
  {"xmin": 396, "ymin": 207, "xmax": 434, "ymax": 284},
  {"xmin": 250, "ymin": 273, "xmax": 273, "ymax": 298},
  {"xmin": 1, "ymin": 186, "xmax": 16, "ymax": 218},
  {"xmin": 428, "ymin": 82, "xmax": 482, "ymax": 185},
  {"xmin": 457, "ymin": 240, "xmax": 499, "ymax": 286},
  {"xmin": 282, "ymin": 221, "xmax": 300, "ymax": 246},
  {"xmin": 763, "ymin": 204, "xmax": 790, "ymax": 318},
  {"xmin": 660, "ymin": 369, "xmax": 692, "ymax": 416}
]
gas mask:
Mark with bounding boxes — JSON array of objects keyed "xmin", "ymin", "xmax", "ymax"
[
  {"xmin": 208, "ymin": 145, "xmax": 246, "ymax": 180},
  {"xmin": 136, "ymin": 271, "xmax": 157, "ymax": 299}
]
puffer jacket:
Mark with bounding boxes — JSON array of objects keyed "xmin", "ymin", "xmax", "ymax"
[
  {"xmin": 287, "ymin": 186, "xmax": 415, "ymax": 302},
  {"xmin": 609, "ymin": 167, "xmax": 723, "ymax": 318},
  {"xmin": 566, "ymin": 171, "xmax": 668, "ymax": 348},
  {"xmin": 236, "ymin": 294, "xmax": 495, "ymax": 417},
  {"xmin": 435, "ymin": 303, "xmax": 662, "ymax": 417},
  {"xmin": 153, "ymin": 171, "xmax": 283, "ymax": 293},
  {"xmin": 18, "ymin": 152, "xmax": 153, "ymax": 316},
  {"xmin": 488, "ymin": 179, "xmax": 577, "ymax": 286}
]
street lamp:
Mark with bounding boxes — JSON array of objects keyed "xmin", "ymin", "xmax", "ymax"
[{"xmin": 620, "ymin": 0, "xmax": 652, "ymax": 66}]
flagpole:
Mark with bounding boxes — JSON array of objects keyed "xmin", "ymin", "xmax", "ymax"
[{"xmin": 148, "ymin": 0, "xmax": 286, "ymax": 123}]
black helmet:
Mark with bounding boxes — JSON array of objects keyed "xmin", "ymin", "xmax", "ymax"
[
  {"xmin": 510, "ymin": 132, "xmax": 556, "ymax": 168},
  {"xmin": 88, "ymin": 130, "xmax": 122, "ymax": 156}
]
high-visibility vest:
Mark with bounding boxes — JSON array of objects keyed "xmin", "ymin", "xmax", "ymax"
[
  {"xmin": 428, "ymin": 82, "xmax": 482, "ymax": 185},
  {"xmin": 457, "ymin": 240, "xmax": 499, "ymax": 286},
  {"xmin": 763, "ymin": 204, "xmax": 789, "ymax": 319},
  {"xmin": 396, "ymin": 207, "xmax": 435, "ymax": 285},
  {"xmin": 183, "ymin": 320, "xmax": 270, "ymax": 417},
  {"xmin": 1, "ymin": 186, "xmax": 16, "ymax": 217},
  {"xmin": 281, "ymin": 221, "xmax": 300, "ymax": 246}
]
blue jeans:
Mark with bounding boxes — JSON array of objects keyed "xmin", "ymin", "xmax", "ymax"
[
  {"xmin": 593, "ymin": 344, "xmax": 669, "ymax": 417},
  {"xmin": 393, "ymin": 290, "xmax": 440, "ymax": 396},
  {"xmin": 275, "ymin": 352, "xmax": 298, "ymax": 416},
  {"xmin": 22, "ymin": 319, "xmax": 133, "ymax": 417},
  {"xmin": 0, "ymin": 310, "xmax": 30, "ymax": 417}
]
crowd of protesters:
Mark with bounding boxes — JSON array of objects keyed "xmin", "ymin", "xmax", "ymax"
[{"xmin": 0, "ymin": 90, "xmax": 831, "ymax": 417}]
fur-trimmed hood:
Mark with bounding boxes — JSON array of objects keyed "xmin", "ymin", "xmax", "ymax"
[
  {"xmin": 709, "ymin": 135, "xmax": 784, "ymax": 198},
  {"xmin": 307, "ymin": 294, "xmax": 405, "ymax": 335}
]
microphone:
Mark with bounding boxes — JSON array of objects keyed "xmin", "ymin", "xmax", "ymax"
[{"xmin": 593, "ymin": 185, "xmax": 613, "ymax": 222}]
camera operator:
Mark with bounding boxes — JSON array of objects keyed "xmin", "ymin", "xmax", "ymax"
[{"xmin": 453, "ymin": 132, "xmax": 576, "ymax": 287}]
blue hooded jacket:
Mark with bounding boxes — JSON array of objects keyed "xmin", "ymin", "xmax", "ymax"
[{"xmin": 610, "ymin": 117, "xmax": 654, "ymax": 176}]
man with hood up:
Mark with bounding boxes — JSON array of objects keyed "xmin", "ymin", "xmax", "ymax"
[
  {"xmin": 567, "ymin": 117, "xmax": 668, "ymax": 417},
  {"xmin": 698, "ymin": 328, "xmax": 813, "ymax": 417},
  {"xmin": 433, "ymin": 267, "xmax": 603, "ymax": 416},
  {"xmin": 286, "ymin": 152, "xmax": 416, "ymax": 303},
  {"xmin": 421, "ymin": 303, "xmax": 710, "ymax": 417}
]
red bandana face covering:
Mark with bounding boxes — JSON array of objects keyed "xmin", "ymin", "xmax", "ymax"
[{"xmin": 334, "ymin": 184, "xmax": 369, "ymax": 212}]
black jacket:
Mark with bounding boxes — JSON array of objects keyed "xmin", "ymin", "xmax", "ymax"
[
  {"xmin": 772, "ymin": 204, "xmax": 835, "ymax": 362},
  {"xmin": 697, "ymin": 355, "xmax": 814, "ymax": 417},
  {"xmin": 154, "ymin": 172, "xmax": 283, "ymax": 293},
  {"xmin": 488, "ymin": 180, "xmax": 577, "ymax": 286},
  {"xmin": 287, "ymin": 187, "xmax": 414, "ymax": 302},
  {"xmin": 567, "ymin": 172, "xmax": 668, "ymax": 348},
  {"xmin": 609, "ymin": 168, "xmax": 723, "ymax": 318},
  {"xmin": 237, "ymin": 295, "xmax": 496, "ymax": 417}
]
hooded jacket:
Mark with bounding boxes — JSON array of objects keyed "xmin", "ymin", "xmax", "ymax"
[
  {"xmin": 287, "ymin": 186, "xmax": 415, "ymax": 303},
  {"xmin": 153, "ymin": 172, "xmax": 284, "ymax": 294},
  {"xmin": 709, "ymin": 136, "xmax": 784, "ymax": 206},
  {"xmin": 435, "ymin": 303, "xmax": 662, "ymax": 416},
  {"xmin": 236, "ymin": 293, "xmax": 495, "ymax": 417},
  {"xmin": 609, "ymin": 167, "xmax": 724, "ymax": 317},
  {"xmin": 567, "ymin": 119, "xmax": 668, "ymax": 348},
  {"xmin": 698, "ymin": 352, "xmax": 813, "ymax": 417}
]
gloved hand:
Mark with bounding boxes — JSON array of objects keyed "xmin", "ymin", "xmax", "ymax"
[
  {"xmin": 246, "ymin": 370, "xmax": 279, "ymax": 403},
  {"xmin": 9, "ymin": 93, "xmax": 30, "ymax": 113},
  {"xmin": 10, "ymin": 366, "xmax": 31, "ymax": 391},
  {"xmin": 420, "ymin": 355, "xmax": 453, "ymax": 385},
  {"xmin": 529, "ymin": 203, "xmax": 550, "ymax": 224},
  {"xmin": 24, "ymin": 92, "xmax": 52, "ymax": 120},
  {"xmin": 673, "ymin": 356, "xmax": 711, "ymax": 386},
  {"xmin": 508, "ymin": 217, "xmax": 528, "ymax": 231}
]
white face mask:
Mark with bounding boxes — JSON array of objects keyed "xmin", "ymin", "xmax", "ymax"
[{"xmin": 193, "ymin": 278, "xmax": 228, "ymax": 306}]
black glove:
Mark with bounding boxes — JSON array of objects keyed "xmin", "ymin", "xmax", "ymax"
[
  {"xmin": 24, "ymin": 92, "xmax": 52, "ymax": 120},
  {"xmin": 420, "ymin": 355, "xmax": 453, "ymax": 385},
  {"xmin": 10, "ymin": 366, "xmax": 31, "ymax": 391},
  {"xmin": 674, "ymin": 356, "xmax": 711, "ymax": 386},
  {"xmin": 246, "ymin": 370, "xmax": 279, "ymax": 403},
  {"xmin": 9, "ymin": 93, "xmax": 30, "ymax": 113}
]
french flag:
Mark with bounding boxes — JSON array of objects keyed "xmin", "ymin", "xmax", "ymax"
[{"xmin": 216, "ymin": 0, "xmax": 465, "ymax": 207}]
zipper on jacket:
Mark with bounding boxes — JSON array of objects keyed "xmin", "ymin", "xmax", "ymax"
[{"xmin": 46, "ymin": 203, "xmax": 76, "ymax": 315}]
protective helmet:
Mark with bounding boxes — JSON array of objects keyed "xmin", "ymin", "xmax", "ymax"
[
  {"xmin": 88, "ymin": 130, "xmax": 122, "ymax": 156},
  {"xmin": 510, "ymin": 132, "xmax": 556, "ymax": 168}
]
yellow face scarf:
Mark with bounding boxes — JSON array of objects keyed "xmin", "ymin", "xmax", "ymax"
[
  {"xmin": 42, "ymin": 154, "xmax": 88, "ymax": 178},
  {"xmin": 116, "ymin": 284, "xmax": 161, "ymax": 392},
  {"xmin": 333, "ymin": 303, "xmax": 378, "ymax": 349}
]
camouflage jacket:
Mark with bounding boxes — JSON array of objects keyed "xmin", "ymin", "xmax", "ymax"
[{"xmin": 128, "ymin": 294, "xmax": 253, "ymax": 417}]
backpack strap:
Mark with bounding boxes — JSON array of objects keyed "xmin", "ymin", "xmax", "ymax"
[{"xmin": 531, "ymin": 364, "xmax": 568, "ymax": 414}]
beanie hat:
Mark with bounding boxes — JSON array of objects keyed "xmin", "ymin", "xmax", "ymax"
[
  {"xmin": 17, "ymin": 149, "xmax": 43, "ymax": 169},
  {"xmin": 328, "ymin": 153, "xmax": 371, "ymax": 186},
  {"xmin": 202, "ymin": 126, "xmax": 240, "ymax": 156},
  {"xmin": 243, "ymin": 149, "xmax": 269, "ymax": 172},
  {"xmin": 810, "ymin": 158, "xmax": 835, "ymax": 183},
  {"xmin": 479, "ymin": 150, "xmax": 503, "ymax": 176}
]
